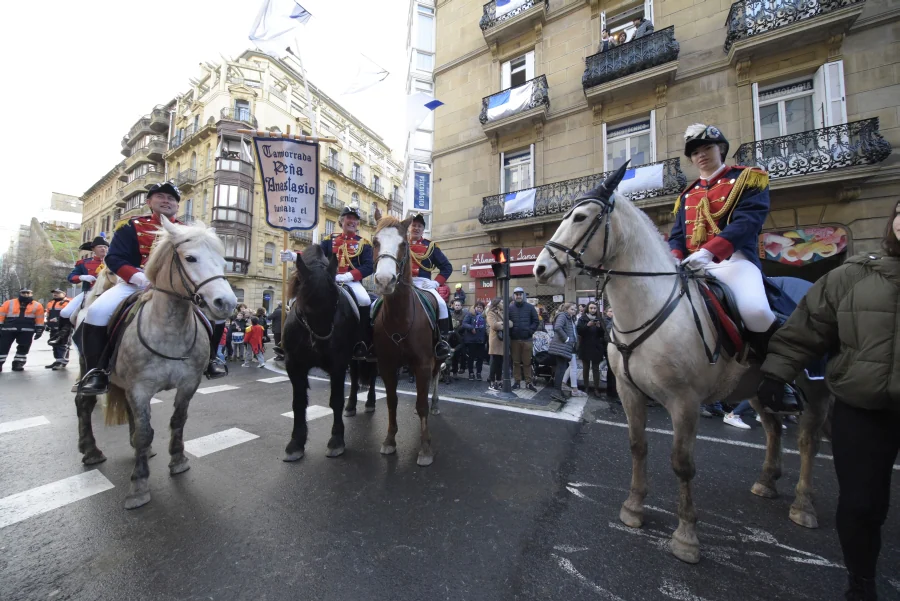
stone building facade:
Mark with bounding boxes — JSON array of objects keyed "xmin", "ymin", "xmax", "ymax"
[{"xmin": 432, "ymin": 0, "xmax": 897, "ymax": 307}]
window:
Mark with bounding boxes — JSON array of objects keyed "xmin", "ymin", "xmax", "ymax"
[
  {"xmin": 213, "ymin": 185, "xmax": 253, "ymax": 225},
  {"xmin": 501, "ymin": 147, "xmax": 533, "ymax": 193},
  {"xmin": 413, "ymin": 80, "xmax": 433, "ymax": 94},
  {"xmin": 413, "ymin": 131, "xmax": 433, "ymax": 152},
  {"xmin": 125, "ymin": 192, "xmax": 147, "ymax": 212},
  {"xmin": 206, "ymin": 145, "xmax": 212, "ymax": 171},
  {"xmin": 264, "ymin": 242, "xmax": 275, "ymax": 265},
  {"xmin": 393, "ymin": 185, "xmax": 400, "ymax": 200},
  {"xmin": 126, "ymin": 163, "xmax": 157, "ymax": 183},
  {"xmin": 502, "ymin": 51, "xmax": 535, "ymax": 89},
  {"xmin": 372, "ymin": 174, "xmax": 380, "ymax": 190},
  {"xmin": 601, "ymin": 1, "xmax": 652, "ymax": 45},
  {"xmin": 603, "ymin": 114, "xmax": 656, "ymax": 171},
  {"xmin": 418, "ymin": 4, "xmax": 434, "ymax": 15},
  {"xmin": 326, "ymin": 180, "xmax": 337, "ymax": 200},
  {"xmin": 330, "ymin": 148, "xmax": 338, "ymax": 161},
  {"xmin": 183, "ymin": 198, "xmax": 194, "ymax": 219},
  {"xmin": 417, "ymin": 12, "xmax": 434, "ymax": 52},
  {"xmin": 352, "ymin": 163, "xmax": 362, "ymax": 181},
  {"xmin": 325, "ymin": 219, "xmax": 336, "ymax": 236},
  {"xmin": 233, "ymin": 288, "xmax": 245, "ymax": 302},
  {"xmin": 192, "ymin": 115, "xmax": 200, "ymax": 132},
  {"xmin": 202, "ymin": 188, "xmax": 208, "ymax": 219},
  {"xmin": 351, "ymin": 192, "xmax": 360, "ymax": 206},
  {"xmin": 415, "ymin": 51, "xmax": 434, "ymax": 71},
  {"xmin": 218, "ymin": 234, "xmax": 250, "ymax": 261},
  {"xmin": 234, "ymin": 99, "xmax": 251, "ymax": 121}
]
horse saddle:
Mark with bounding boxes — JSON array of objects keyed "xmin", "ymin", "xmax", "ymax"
[
  {"xmin": 336, "ymin": 284, "xmax": 360, "ymax": 323},
  {"xmin": 370, "ymin": 288, "xmax": 438, "ymax": 333}
]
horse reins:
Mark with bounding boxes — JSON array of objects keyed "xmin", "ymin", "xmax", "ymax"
[{"xmin": 293, "ymin": 287, "xmax": 340, "ymax": 343}]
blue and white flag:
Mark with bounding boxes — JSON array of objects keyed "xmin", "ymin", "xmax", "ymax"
[
  {"xmin": 496, "ymin": 0, "xmax": 529, "ymax": 18},
  {"xmin": 249, "ymin": 0, "xmax": 312, "ymax": 58},
  {"xmin": 406, "ymin": 92, "xmax": 445, "ymax": 132},
  {"xmin": 617, "ymin": 163, "xmax": 664, "ymax": 196},
  {"xmin": 503, "ymin": 188, "xmax": 536, "ymax": 215},
  {"xmin": 486, "ymin": 81, "xmax": 533, "ymax": 122}
]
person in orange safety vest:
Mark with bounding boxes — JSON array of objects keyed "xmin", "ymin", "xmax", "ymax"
[{"xmin": 0, "ymin": 288, "xmax": 46, "ymax": 372}]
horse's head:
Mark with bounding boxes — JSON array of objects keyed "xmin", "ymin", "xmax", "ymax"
[
  {"xmin": 372, "ymin": 216, "xmax": 412, "ymax": 295},
  {"xmin": 293, "ymin": 244, "xmax": 339, "ymax": 300},
  {"xmin": 534, "ymin": 162, "xmax": 630, "ymax": 287},
  {"xmin": 147, "ymin": 217, "xmax": 237, "ymax": 320}
]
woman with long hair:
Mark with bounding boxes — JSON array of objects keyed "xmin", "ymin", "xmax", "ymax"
[
  {"xmin": 577, "ymin": 302, "xmax": 606, "ymax": 397},
  {"xmin": 758, "ymin": 204, "xmax": 900, "ymax": 601},
  {"xmin": 549, "ymin": 303, "xmax": 577, "ymax": 401}
]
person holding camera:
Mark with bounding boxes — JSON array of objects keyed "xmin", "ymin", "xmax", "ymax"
[{"xmin": 577, "ymin": 302, "xmax": 605, "ymax": 397}]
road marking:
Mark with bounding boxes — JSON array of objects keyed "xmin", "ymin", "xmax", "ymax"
[
  {"xmin": 258, "ymin": 376, "xmax": 290, "ymax": 384},
  {"xmin": 553, "ymin": 544, "xmax": 590, "ymax": 553},
  {"xmin": 195, "ymin": 384, "xmax": 240, "ymax": 395},
  {"xmin": 594, "ymin": 419, "xmax": 900, "ymax": 470},
  {"xmin": 0, "ymin": 471, "xmax": 114, "ymax": 529},
  {"xmin": 0, "ymin": 416, "xmax": 50, "ymax": 434},
  {"xmin": 150, "ymin": 398, "xmax": 163, "ymax": 405},
  {"xmin": 183, "ymin": 428, "xmax": 258, "ymax": 457},
  {"xmin": 552, "ymin": 554, "xmax": 626, "ymax": 601},
  {"xmin": 659, "ymin": 580, "xmax": 713, "ymax": 601},
  {"xmin": 281, "ymin": 406, "xmax": 333, "ymax": 421}
]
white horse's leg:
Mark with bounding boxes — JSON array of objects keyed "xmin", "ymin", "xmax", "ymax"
[
  {"xmin": 669, "ymin": 404, "xmax": 700, "ymax": 564},
  {"xmin": 789, "ymin": 381, "xmax": 830, "ymax": 529},
  {"xmin": 750, "ymin": 397, "xmax": 783, "ymax": 499},
  {"xmin": 124, "ymin": 386, "xmax": 154, "ymax": 510},
  {"xmin": 168, "ymin": 381, "xmax": 199, "ymax": 475},
  {"xmin": 619, "ymin": 383, "xmax": 649, "ymax": 528}
]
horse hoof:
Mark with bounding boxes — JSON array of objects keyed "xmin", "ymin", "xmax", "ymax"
[
  {"xmin": 417, "ymin": 453, "xmax": 434, "ymax": 467},
  {"xmin": 124, "ymin": 482, "xmax": 151, "ymax": 510},
  {"xmin": 380, "ymin": 444, "xmax": 396, "ymax": 456},
  {"xmin": 326, "ymin": 445, "xmax": 345, "ymax": 458},
  {"xmin": 751, "ymin": 482, "xmax": 778, "ymax": 499},
  {"xmin": 619, "ymin": 505, "xmax": 644, "ymax": 529},
  {"xmin": 365, "ymin": 404, "xmax": 376, "ymax": 413},
  {"xmin": 789, "ymin": 507, "xmax": 819, "ymax": 529},
  {"xmin": 148, "ymin": 446, "xmax": 157, "ymax": 459},
  {"xmin": 169, "ymin": 458, "xmax": 190, "ymax": 475},
  {"xmin": 430, "ymin": 407, "xmax": 441, "ymax": 416},
  {"xmin": 669, "ymin": 536, "xmax": 700, "ymax": 564},
  {"xmin": 81, "ymin": 449, "xmax": 107, "ymax": 465},
  {"xmin": 343, "ymin": 409, "xmax": 357, "ymax": 417},
  {"xmin": 283, "ymin": 449, "xmax": 305, "ymax": 462}
]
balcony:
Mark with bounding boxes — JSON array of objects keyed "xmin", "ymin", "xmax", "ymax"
[
  {"xmin": 178, "ymin": 214, "xmax": 197, "ymax": 225},
  {"xmin": 732, "ymin": 119, "xmax": 892, "ymax": 187},
  {"xmin": 150, "ymin": 106, "xmax": 169, "ymax": 132},
  {"xmin": 479, "ymin": 0, "xmax": 547, "ymax": 46},
  {"xmin": 290, "ymin": 230, "xmax": 313, "ymax": 243},
  {"xmin": 220, "ymin": 108, "xmax": 258, "ymax": 128},
  {"xmin": 478, "ymin": 158, "xmax": 687, "ymax": 227},
  {"xmin": 350, "ymin": 171, "xmax": 367, "ymax": 187},
  {"xmin": 146, "ymin": 136, "xmax": 166, "ymax": 160},
  {"xmin": 371, "ymin": 182, "xmax": 385, "ymax": 197},
  {"xmin": 480, "ymin": 75, "xmax": 549, "ymax": 137},
  {"xmin": 323, "ymin": 193, "xmax": 345, "ymax": 213},
  {"xmin": 116, "ymin": 171, "xmax": 166, "ymax": 206},
  {"xmin": 175, "ymin": 169, "xmax": 198, "ymax": 190},
  {"xmin": 324, "ymin": 156, "xmax": 344, "ymax": 173},
  {"xmin": 216, "ymin": 158, "xmax": 255, "ymax": 178},
  {"xmin": 583, "ymin": 27, "xmax": 679, "ymax": 106},
  {"xmin": 127, "ymin": 118, "xmax": 152, "ymax": 144},
  {"xmin": 724, "ymin": 0, "xmax": 865, "ymax": 64}
]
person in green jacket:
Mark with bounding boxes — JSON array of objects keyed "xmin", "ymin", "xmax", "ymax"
[{"xmin": 757, "ymin": 204, "xmax": 900, "ymax": 601}]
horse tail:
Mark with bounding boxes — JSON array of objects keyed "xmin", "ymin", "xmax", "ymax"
[{"xmin": 104, "ymin": 383, "xmax": 129, "ymax": 426}]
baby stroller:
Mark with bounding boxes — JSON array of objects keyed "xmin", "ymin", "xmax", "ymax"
[{"xmin": 531, "ymin": 331, "xmax": 555, "ymax": 384}]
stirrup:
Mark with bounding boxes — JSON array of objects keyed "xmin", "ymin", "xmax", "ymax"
[
  {"xmin": 762, "ymin": 382, "xmax": 804, "ymax": 415},
  {"xmin": 204, "ymin": 359, "xmax": 229, "ymax": 380},
  {"xmin": 76, "ymin": 367, "xmax": 110, "ymax": 395},
  {"xmin": 353, "ymin": 341, "xmax": 371, "ymax": 360},
  {"xmin": 434, "ymin": 339, "xmax": 451, "ymax": 361}
]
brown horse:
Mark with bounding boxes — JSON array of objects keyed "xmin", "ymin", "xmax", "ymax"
[{"xmin": 371, "ymin": 216, "xmax": 441, "ymax": 466}]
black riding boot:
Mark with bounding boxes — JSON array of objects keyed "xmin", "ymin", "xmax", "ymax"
[
  {"xmin": 204, "ymin": 321, "xmax": 228, "ymax": 379},
  {"xmin": 79, "ymin": 324, "xmax": 110, "ymax": 395},
  {"xmin": 845, "ymin": 573, "xmax": 877, "ymax": 601},
  {"xmin": 48, "ymin": 320, "xmax": 73, "ymax": 346},
  {"xmin": 353, "ymin": 305, "xmax": 374, "ymax": 360},
  {"xmin": 435, "ymin": 317, "xmax": 451, "ymax": 361},
  {"xmin": 747, "ymin": 320, "xmax": 779, "ymax": 359}
]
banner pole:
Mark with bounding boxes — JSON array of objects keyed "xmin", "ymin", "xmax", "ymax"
[{"xmin": 281, "ymin": 123, "xmax": 292, "ymax": 345}]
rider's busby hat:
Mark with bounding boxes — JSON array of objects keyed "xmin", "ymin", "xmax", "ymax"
[
  {"xmin": 147, "ymin": 181, "xmax": 181, "ymax": 202},
  {"xmin": 339, "ymin": 206, "xmax": 361, "ymax": 221},
  {"xmin": 79, "ymin": 236, "xmax": 109, "ymax": 251},
  {"xmin": 411, "ymin": 213, "xmax": 427, "ymax": 226},
  {"xmin": 684, "ymin": 123, "xmax": 729, "ymax": 160}
]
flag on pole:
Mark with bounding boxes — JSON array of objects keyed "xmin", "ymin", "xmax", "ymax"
[
  {"xmin": 486, "ymin": 81, "xmax": 534, "ymax": 122},
  {"xmin": 503, "ymin": 188, "xmax": 536, "ymax": 215},
  {"xmin": 496, "ymin": 0, "xmax": 529, "ymax": 18},
  {"xmin": 342, "ymin": 54, "xmax": 390, "ymax": 95},
  {"xmin": 406, "ymin": 92, "xmax": 444, "ymax": 132},
  {"xmin": 617, "ymin": 163, "xmax": 664, "ymax": 195},
  {"xmin": 249, "ymin": 0, "xmax": 312, "ymax": 58}
]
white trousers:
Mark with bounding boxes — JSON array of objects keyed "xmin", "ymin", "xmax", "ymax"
[
  {"xmin": 343, "ymin": 280, "xmax": 371, "ymax": 307},
  {"xmin": 60, "ymin": 292, "xmax": 84, "ymax": 320},
  {"xmin": 704, "ymin": 251, "xmax": 776, "ymax": 333},
  {"xmin": 84, "ymin": 280, "xmax": 140, "ymax": 326},
  {"xmin": 412, "ymin": 277, "xmax": 449, "ymax": 319}
]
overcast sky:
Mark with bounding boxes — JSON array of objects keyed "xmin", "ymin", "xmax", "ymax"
[{"xmin": 0, "ymin": 0, "xmax": 409, "ymax": 249}]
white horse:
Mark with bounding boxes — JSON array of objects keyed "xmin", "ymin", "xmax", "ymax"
[
  {"xmin": 74, "ymin": 217, "xmax": 236, "ymax": 509},
  {"xmin": 533, "ymin": 165, "xmax": 830, "ymax": 564}
]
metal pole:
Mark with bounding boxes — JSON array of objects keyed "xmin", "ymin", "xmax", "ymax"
[{"xmin": 501, "ymin": 277, "xmax": 511, "ymax": 393}]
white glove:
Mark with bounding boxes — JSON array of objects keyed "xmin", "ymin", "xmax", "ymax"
[
  {"xmin": 681, "ymin": 248, "xmax": 714, "ymax": 270},
  {"xmin": 129, "ymin": 272, "xmax": 151, "ymax": 289},
  {"xmin": 421, "ymin": 279, "xmax": 439, "ymax": 290},
  {"xmin": 79, "ymin": 275, "xmax": 96, "ymax": 283},
  {"xmin": 335, "ymin": 273, "xmax": 354, "ymax": 283},
  {"xmin": 280, "ymin": 250, "xmax": 297, "ymax": 263}
]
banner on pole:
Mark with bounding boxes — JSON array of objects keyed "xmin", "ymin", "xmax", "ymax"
[{"xmin": 253, "ymin": 137, "xmax": 319, "ymax": 231}]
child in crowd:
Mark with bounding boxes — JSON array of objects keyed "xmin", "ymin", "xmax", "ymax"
[{"xmin": 242, "ymin": 317, "xmax": 266, "ymax": 368}]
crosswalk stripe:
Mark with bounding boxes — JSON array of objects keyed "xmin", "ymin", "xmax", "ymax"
[
  {"xmin": 0, "ymin": 471, "xmax": 114, "ymax": 529},
  {"xmin": 282, "ymin": 405, "xmax": 333, "ymax": 421},
  {"xmin": 258, "ymin": 376, "xmax": 290, "ymax": 384},
  {"xmin": 195, "ymin": 384, "xmax": 240, "ymax": 395},
  {"xmin": 183, "ymin": 428, "xmax": 259, "ymax": 458},
  {"xmin": 0, "ymin": 416, "xmax": 50, "ymax": 435}
]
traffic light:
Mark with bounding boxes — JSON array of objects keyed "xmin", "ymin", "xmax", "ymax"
[{"xmin": 491, "ymin": 247, "xmax": 510, "ymax": 280}]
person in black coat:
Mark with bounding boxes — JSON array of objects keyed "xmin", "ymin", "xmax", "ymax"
[
  {"xmin": 577, "ymin": 302, "xmax": 606, "ymax": 397},
  {"xmin": 601, "ymin": 306, "xmax": 618, "ymax": 401}
]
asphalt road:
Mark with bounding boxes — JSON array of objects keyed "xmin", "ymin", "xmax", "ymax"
[{"xmin": 1, "ymin": 346, "xmax": 897, "ymax": 601}]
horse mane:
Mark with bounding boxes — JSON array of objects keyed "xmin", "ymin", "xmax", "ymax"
[
  {"xmin": 288, "ymin": 245, "xmax": 337, "ymax": 307},
  {"xmin": 373, "ymin": 215, "xmax": 401, "ymax": 235},
  {"xmin": 609, "ymin": 192, "xmax": 673, "ymax": 265},
  {"xmin": 143, "ymin": 219, "xmax": 224, "ymax": 283}
]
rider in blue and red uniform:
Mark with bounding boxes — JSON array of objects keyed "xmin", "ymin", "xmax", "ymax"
[
  {"xmin": 79, "ymin": 182, "xmax": 227, "ymax": 394},
  {"xmin": 408, "ymin": 213, "xmax": 453, "ymax": 358},
  {"xmin": 49, "ymin": 236, "xmax": 108, "ymax": 347}
]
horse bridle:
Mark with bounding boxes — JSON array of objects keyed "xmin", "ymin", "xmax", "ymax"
[
  {"xmin": 153, "ymin": 239, "xmax": 228, "ymax": 308},
  {"xmin": 372, "ymin": 236, "xmax": 417, "ymax": 345},
  {"xmin": 294, "ymin": 286, "xmax": 340, "ymax": 343}
]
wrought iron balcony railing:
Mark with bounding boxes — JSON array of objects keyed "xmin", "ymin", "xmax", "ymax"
[
  {"xmin": 478, "ymin": 158, "xmax": 687, "ymax": 225},
  {"xmin": 351, "ymin": 171, "xmax": 366, "ymax": 186},
  {"xmin": 371, "ymin": 182, "xmax": 385, "ymax": 197},
  {"xmin": 583, "ymin": 27, "xmax": 680, "ymax": 89},
  {"xmin": 290, "ymin": 230, "xmax": 313, "ymax": 243},
  {"xmin": 178, "ymin": 214, "xmax": 196, "ymax": 225},
  {"xmin": 324, "ymin": 193, "xmax": 344, "ymax": 211},
  {"xmin": 220, "ymin": 108, "xmax": 258, "ymax": 128},
  {"xmin": 479, "ymin": 75, "xmax": 549, "ymax": 125},
  {"xmin": 724, "ymin": 0, "xmax": 866, "ymax": 52},
  {"xmin": 732, "ymin": 118, "xmax": 892, "ymax": 179},
  {"xmin": 175, "ymin": 169, "xmax": 197, "ymax": 188},
  {"xmin": 324, "ymin": 157, "xmax": 344, "ymax": 173},
  {"xmin": 479, "ymin": 0, "xmax": 547, "ymax": 31}
]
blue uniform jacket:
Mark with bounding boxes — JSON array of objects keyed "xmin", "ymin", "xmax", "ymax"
[
  {"xmin": 320, "ymin": 234, "xmax": 374, "ymax": 280},
  {"xmin": 411, "ymin": 238, "xmax": 453, "ymax": 284},
  {"xmin": 68, "ymin": 257, "xmax": 104, "ymax": 292},
  {"xmin": 668, "ymin": 166, "xmax": 770, "ymax": 269}
]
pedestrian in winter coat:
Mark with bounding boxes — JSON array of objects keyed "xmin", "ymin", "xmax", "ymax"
[
  {"xmin": 577, "ymin": 302, "xmax": 606, "ymax": 396},
  {"xmin": 486, "ymin": 297, "xmax": 507, "ymax": 389},
  {"xmin": 632, "ymin": 17, "xmax": 654, "ymax": 40},
  {"xmin": 508, "ymin": 287, "xmax": 540, "ymax": 391},
  {"xmin": 758, "ymin": 204, "xmax": 900, "ymax": 601},
  {"xmin": 462, "ymin": 302, "xmax": 487, "ymax": 380},
  {"xmin": 449, "ymin": 300, "xmax": 469, "ymax": 377},
  {"xmin": 269, "ymin": 303, "xmax": 283, "ymax": 348},
  {"xmin": 453, "ymin": 284, "xmax": 466, "ymax": 306},
  {"xmin": 550, "ymin": 304, "xmax": 577, "ymax": 393},
  {"xmin": 242, "ymin": 317, "xmax": 266, "ymax": 368}
]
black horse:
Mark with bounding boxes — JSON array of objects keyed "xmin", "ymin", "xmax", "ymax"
[{"xmin": 282, "ymin": 245, "xmax": 376, "ymax": 461}]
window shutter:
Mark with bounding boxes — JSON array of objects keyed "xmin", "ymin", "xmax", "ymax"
[
  {"xmin": 644, "ymin": 0, "xmax": 654, "ymax": 23},
  {"xmin": 751, "ymin": 83, "xmax": 762, "ymax": 141},
  {"xmin": 822, "ymin": 60, "xmax": 847, "ymax": 127},
  {"xmin": 649, "ymin": 109, "xmax": 657, "ymax": 163},
  {"xmin": 500, "ymin": 151, "xmax": 506, "ymax": 193},
  {"xmin": 525, "ymin": 51, "xmax": 535, "ymax": 80},
  {"xmin": 812, "ymin": 66, "xmax": 827, "ymax": 129},
  {"xmin": 600, "ymin": 11, "xmax": 607, "ymax": 33},
  {"xmin": 601, "ymin": 122, "xmax": 608, "ymax": 171},
  {"xmin": 529, "ymin": 143, "xmax": 535, "ymax": 188},
  {"xmin": 501, "ymin": 61, "xmax": 511, "ymax": 89}
]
